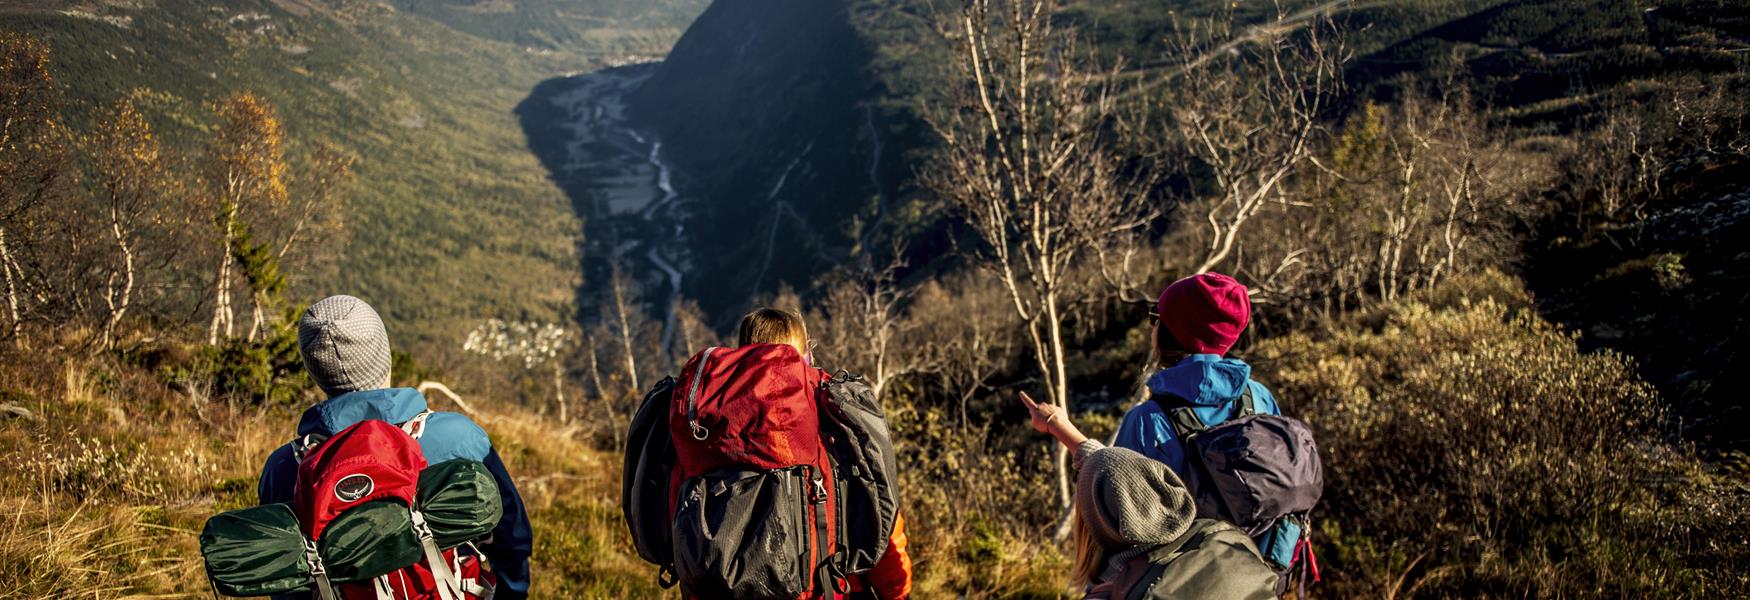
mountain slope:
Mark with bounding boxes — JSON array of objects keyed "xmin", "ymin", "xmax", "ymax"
[{"xmin": 0, "ymin": 0, "xmax": 705, "ymax": 355}]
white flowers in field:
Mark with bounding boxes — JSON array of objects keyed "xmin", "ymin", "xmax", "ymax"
[{"xmin": 464, "ymin": 319, "xmax": 570, "ymax": 369}]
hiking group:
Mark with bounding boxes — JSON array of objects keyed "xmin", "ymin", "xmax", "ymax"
[{"xmin": 197, "ymin": 271, "xmax": 1322, "ymax": 600}]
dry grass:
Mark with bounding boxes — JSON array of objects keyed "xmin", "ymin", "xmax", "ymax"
[
  {"xmin": 0, "ymin": 332, "xmax": 1074, "ymax": 598},
  {"xmin": 0, "ymin": 335, "xmax": 657, "ymax": 599}
]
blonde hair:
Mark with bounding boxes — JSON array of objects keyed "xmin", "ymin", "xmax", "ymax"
[
  {"xmin": 736, "ymin": 307, "xmax": 810, "ymax": 358},
  {"xmin": 1070, "ymin": 508, "xmax": 1109, "ymax": 588}
]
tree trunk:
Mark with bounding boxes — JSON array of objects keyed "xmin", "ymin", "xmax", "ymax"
[
  {"xmin": 247, "ymin": 293, "xmax": 265, "ymax": 342},
  {"xmin": 208, "ymin": 245, "xmax": 233, "ymax": 345},
  {"xmin": 612, "ymin": 277, "xmax": 641, "ymax": 394},
  {"xmin": 552, "ymin": 363, "xmax": 569, "ymax": 425},
  {"xmin": 1043, "ymin": 291, "xmax": 1075, "ymax": 540},
  {"xmin": 0, "ymin": 227, "xmax": 22, "ymax": 348},
  {"xmin": 587, "ymin": 335, "xmax": 622, "ymax": 446},
  {"xmin": 101, "ymin": 233, "xmax": 135, "ymax": 351}
]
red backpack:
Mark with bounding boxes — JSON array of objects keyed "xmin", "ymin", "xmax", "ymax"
[
  {"xmin": 294, "ymin": 418, "xmax": 494, "ymax": 600},
  {"xmin": 666, "ymin": 344, "xmax": 841, "ymax": 599}
]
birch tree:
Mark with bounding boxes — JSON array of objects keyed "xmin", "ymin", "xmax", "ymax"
[
  {"xmin": 810, "ymin": 249, "xmax": 923, "ymax": 402},
  {"xmin": 204, "ymin": 92, "xmax": 288, "ymax": 344},
  {"xmin": 275, "ymin": 146, "xmax": 354, "ymax": 274},
  {"xmin": 922, "ymin": 0, "xmax": 1153, "ymax": 536},
  {"xmin": 1157, "ymin": 10, "xmax": 1346, "ymax": 275},
  {"xmin": 605, "ymin": 266, "xmax": 648, "ymax": 394},
  {"xmin": 0, "ymin": 33, "xmax": 66, "ymax": 346},
  {"xmin": 88, "ymin": 99, "xmax": 176, "ymax": 350}
]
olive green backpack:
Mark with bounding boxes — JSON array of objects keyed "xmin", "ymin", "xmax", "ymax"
[{"xmin": 200, "ymin": 459, "xmax": 502, "ymax": 598}]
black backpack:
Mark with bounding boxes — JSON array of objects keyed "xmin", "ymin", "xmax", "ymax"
[
  {"xmin": 1154, "ymin": 386, "xmax": 1322, "ymax": 534},
  {"xmin": 621, "ymin": 371, "xmax": 901, "ymax": 592},
  {"xmin": 622, "ymin": 376, "xmax": 678, "ymax": 581}
]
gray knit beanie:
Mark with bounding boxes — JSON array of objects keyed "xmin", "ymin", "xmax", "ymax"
[
  {"xmin": 298, "ymin": 295, "xmax": 393, "ymax": 398},
  {"xmin": 1074, "ymin": 442, "xmax": 1196, "ymax": 548}
]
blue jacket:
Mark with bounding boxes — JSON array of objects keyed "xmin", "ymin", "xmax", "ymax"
[
  {"xmin": 1113, "ymin": 354, "xmax": 1280, "ymax": 477},
  {"xmin": 257, "ymin": 388, "xmax": 533, "ymax": 600}
]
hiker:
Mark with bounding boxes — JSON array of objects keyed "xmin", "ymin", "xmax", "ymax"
[
  {"xmin": 1116, "ymin": 272, "xmax": 1279, "ymax": 472},
  {"xmin": 1114, "ymin": 272, "xmax": 1321, "ymax": 590},
  {"xmin": 622, "ymin": 306, "xmax": 910, "ymax": 600},
  {"xmin": 255, "ymin": 295, "xmax": 532, "ymax": 600},
  {"xmin": 735, "ymin": 307, "xmax": 913, "ymax": 600},
  {"xmin": 1019, "ymin": 391, "xmax": 1279, "ymax": 599}
]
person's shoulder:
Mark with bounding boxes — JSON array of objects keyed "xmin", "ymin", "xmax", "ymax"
[
  {"xmin": 419, "ymin": 411, "xmax": 493, "ymax": 462},
  {"xmin": 1242, "ymin": 378, "xmax": 1281, "ymax": 414},
  {"xmin": 261, "ymin": 439, "xmax": 297, "ymax": 471},
  {"xmin": 257, "ymin": 440, "xmax": 299, "ymax": 504},
  {"xmin": 1123, "ymin": 398, "xmax": 1166, "ymax": 419}
]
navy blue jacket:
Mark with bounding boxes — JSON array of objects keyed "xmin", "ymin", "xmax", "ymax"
[{"xmin": 258, "ymin": 388, "xmax": 532, "ymax": 600}]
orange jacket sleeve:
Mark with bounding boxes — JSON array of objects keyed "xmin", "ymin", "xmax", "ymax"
[{"xmin": 860, "ymin": 512, "xmax": 913, "ymax": 599}]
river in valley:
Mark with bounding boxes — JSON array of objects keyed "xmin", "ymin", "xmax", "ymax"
[{"xmin": 534, "ymin": 64, "xmax": 689, "ymax": 354}]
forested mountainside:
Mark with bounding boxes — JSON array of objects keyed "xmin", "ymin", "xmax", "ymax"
[{"xmin": 0, "ymin": 0, "xmax": 706, "ymax": 355}]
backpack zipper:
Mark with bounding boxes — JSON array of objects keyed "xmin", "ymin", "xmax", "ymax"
[{"xmin": 686, "ymin": 347, "xmax": 716, "ymax": 440}]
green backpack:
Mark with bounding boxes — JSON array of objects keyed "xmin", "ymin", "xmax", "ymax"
[
  {"xmin": 200, "ymin": 459, "xmax": 502, "ymax": 597},
  {"xmin": 1091, "ymin": 519, "xmax": 1280, "ymax": 600}
]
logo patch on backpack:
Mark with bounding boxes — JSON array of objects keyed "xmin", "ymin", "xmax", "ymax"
[{"xmin": 334, "ymin": 474, "xmax": 374, "ymax": 502}]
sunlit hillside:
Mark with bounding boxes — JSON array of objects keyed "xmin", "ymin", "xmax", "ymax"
[
  {"xmin": 0, "ymin": 0, "xmax": 706, "ymax": 355},
  {"xmin": 2, "ymin": 0, "xmax": 1748, "ymax": 598}
]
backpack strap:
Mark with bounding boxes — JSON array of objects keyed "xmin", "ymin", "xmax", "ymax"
[
  {"xmin": 411, "ymin": 509, "xmax": 465, "ymax": 600},
  {"xmin": 400, "ymin": 410, "xmax": 434, "ymax": 440},
  {"xmin": 293, "ymin": 433, "xmax": 328, "ymax": 463},
  {"xmin": 1166, "ymin": 407, "xmax": 1208, "ymax": 441},
  {"xmin": 295, "ymin": 408, "xmax": 433, "ymax": 462},
  {"xmin": 1152, "ymin": 383, "xmax": 1258, "ymax": 441},
  {"xmin": 304, "ymin": 538, "xmax": 339, "ymax": 600}
]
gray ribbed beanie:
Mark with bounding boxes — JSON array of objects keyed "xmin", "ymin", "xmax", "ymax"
[
  {"xmin": 1075, "ymin": 442, "xmax": 1196, "ymax": 548},
  {"xmin": 298, "ymin": 295, "xmax": 393, "ymax": 397}
]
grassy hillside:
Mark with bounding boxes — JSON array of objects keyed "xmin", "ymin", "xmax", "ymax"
[
  {"xmin": 0, "ymin": 336, "xmax": 665, "ymax": 597},
  {"xmin": 0, "ymin": 0, "xmax": 705, "ymax": 356}
]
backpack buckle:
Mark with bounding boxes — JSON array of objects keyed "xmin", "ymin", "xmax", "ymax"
[
  {"xmin": 303, "ymin": 539, "xmax": 325, "ymax": 576},
  {"xmin": 809, "ymin": 473, "xmax": 828, "ymax": 504}
]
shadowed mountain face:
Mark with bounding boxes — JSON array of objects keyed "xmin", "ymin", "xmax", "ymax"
[
  {"xmin": 521, "ymin": 0, "xmax": 885, "ymax": 322},
  {"xmin": 628, "ymin": 0, "xmax": 880, "ymax": 317},
  {"xmin": 517, "ymin": 64, "xmax": 684, "ymax": 325}
]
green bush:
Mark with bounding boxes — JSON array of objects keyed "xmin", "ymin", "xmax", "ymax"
[{"xmin": 1254, "ymin": 289, "xmax": 1739, "ymax": 597}]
